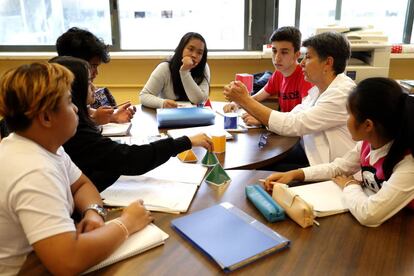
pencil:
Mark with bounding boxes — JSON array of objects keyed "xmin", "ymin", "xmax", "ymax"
[{"xmin": 114, "ymin": 101, "xmax": 131, "ymax": 108}]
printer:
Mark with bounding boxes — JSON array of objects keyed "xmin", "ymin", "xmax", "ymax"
[{"xmin": 315, "ymin": 26, "xmax": 391, "ymax": 83}]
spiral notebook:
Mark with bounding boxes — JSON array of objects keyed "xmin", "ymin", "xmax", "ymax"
[{"xmin": 82, "ymin": 223, "xmax": 168, "ymax": 274}]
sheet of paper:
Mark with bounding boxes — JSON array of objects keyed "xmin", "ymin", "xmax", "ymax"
[
  {"xmin": 101, "ymin": 175, "xmax": 198, "ymax": 213},
  {"xmin": 167, "ymin": 125, "xmax": 233, "ymax": 140},
  {"xmin": 143, "ymin": 158, "xmax": 207, "ymax": 185},
  {"xmin": 289, "ymin": 180, "xmax": 348, "ymax": 214}
]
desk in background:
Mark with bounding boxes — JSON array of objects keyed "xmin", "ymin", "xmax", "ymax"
[{"xmin": 130, "ymin": 103, "xmax": 299, "ymax": 170}]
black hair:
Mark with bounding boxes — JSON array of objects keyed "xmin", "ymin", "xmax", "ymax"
[
  {"xmin": 168, "ymin": 32, "xmax": 209, "ymax": 101},
  {"xmin": 56, "ymin": 27, "xmax": 110, "ymax": 63},
  {"xmin": 302, "ymin": 32, "xmax": 350, "ymax": 75},
  {"xmin": 269, "ymin": 26, "xmax": 302, "ymax": 52},
  {"xmin": 348, "ymin": 77, "xmax": 414, "ymax": 179},
  {"xmin": 49, "ymin": 56, "xmax": 96, "ymax": 129}
]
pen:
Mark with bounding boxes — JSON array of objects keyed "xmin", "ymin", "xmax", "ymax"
[
  {"xmin": 106, "ymin": 207, "xmax": 124, "ymax": 212},
  {"xmin": 114, "ymin": 101, "xmax": 131, "ymax": 109},
  {"xmin": 258, "ymin": 179, "xmax": 280, "ymax": 186}
]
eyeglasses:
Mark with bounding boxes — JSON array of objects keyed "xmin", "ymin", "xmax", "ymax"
[{"xmin": 258, "ymin": 132, "xmax": 270, "ymax": 148}]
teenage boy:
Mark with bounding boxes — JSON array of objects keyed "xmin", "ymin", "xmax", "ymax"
[
  {"xmin": 56, "ymin": 27, "xmax": 135, "ymax": 124},
  {"xmin": 224, "ymin": 26, "xmax": 313, "ymax": 126}
]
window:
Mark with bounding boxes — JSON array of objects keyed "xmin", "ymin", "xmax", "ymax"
[
  {"xmin": 0, "ymin": 0, "xmax": 111, "ymax": 46},
  {"xmin": 341, "ymin": 0, "xmax": 408, "ymax": 43},
  {"xmin": 117, "ymin": 0, "xmax": 245, "ymax": 50},
  {"xmin": 299, "ymin": 0, "xmax": 337, "ymax": 39},
  {"xmin": 277, "ymin": 0, "xmax": 296, "ymax": 28}
]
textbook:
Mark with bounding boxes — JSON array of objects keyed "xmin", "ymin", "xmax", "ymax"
[
  {"xmin": 157, "ymin": 107, "xmax": 215, "ymax": 128},
  {"xmin": 171, "ymin": 202, "xmax": 290, "ymax": 272},
  {"xmin": 289, "ymin": 180, "xmax": 348, "ymax": 217},
  {"xmin": 82, "ymin": 223, "xmax": 168, "ymax": 274},
  {"xmin": 101, "ymin": 122, "xmax": 132, "ymax": 137}
]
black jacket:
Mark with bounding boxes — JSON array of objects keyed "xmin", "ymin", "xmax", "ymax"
[{"xmin": 63, "ymin": 120, "xmax": 191, "ymax": 191}]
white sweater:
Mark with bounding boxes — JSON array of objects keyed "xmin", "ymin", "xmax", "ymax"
[{"xmin": 140, "ymin": 62, "xmax": 210, "ymax": 108}]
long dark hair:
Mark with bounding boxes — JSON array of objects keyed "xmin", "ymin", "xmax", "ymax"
[
  {"xmin": 49, "ymin": 56, "xmax": 96, "ymax": 129},
  {"xmin": 168, "ymin": 32, "xmax": 208, "ymax": 101},
  {"xmin": 348, "ymin": 77, "xmax": 414, "ymax": 179}
]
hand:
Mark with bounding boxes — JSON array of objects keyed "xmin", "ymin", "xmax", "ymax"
[
  {"xmin": 223, "ymin": 81, "xmax": 250, "ymax": 104},
  {"xmin": 92, "ymin": 106, "xmax": 114, "ymax": 125},
  {"xmin": 223, "ymin": 103, "xmax": 238, "ymax": 113},
  {"xmin": 264, "ymin": 169, "xmax": 305, "ymax": 192},
  {"xmin": 188, "ymin": 133, "xmax": 213, "ymax": 151},
  {"xmin": 111, "ymin": 103, "xmax": 134, "ymax": 123},
  {"xmin": 180, "ymin": 56, "xmax": 196, "ymax": 71},
  {"xmin": 241, "ymin": 113, "xmax": 262, "ymax": 126},
  {"xmin": 333, "ymin": 175, "xmax": 360, "ymax": 190},
  {"xmin": 163, "ymin": 99, "xmax": 178, "ymax": 108},
  {"xmin": 120, "ymin": 200, "xmax": 154, "ymax": 235},
  {"xmin": 76, "ymin": 210, "xmax": 105, "ymax": 235}
]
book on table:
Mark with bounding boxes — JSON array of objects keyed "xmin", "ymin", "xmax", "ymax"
[
  {"xmin": 171, "ymin": 202, "xmax": 290, "ymax": 272},
  {"xmin": 289, "ymin": 180, "xmax": 348, "ymax": 217},
  {"xmin": 101, "ymin": 122, "xmax": 132, "ymax": 136},
  {"xmin": 82, "ymin": 223, "xmax": 168, "ymax": 274},
  {"xmin": 100, "ymin": 160, "xmax": 208, "ymax": 213}
]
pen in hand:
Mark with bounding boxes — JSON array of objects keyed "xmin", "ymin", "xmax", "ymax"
[{"xmin": 114, "ymin": 101, "xmax": 131, "ymax": 109}]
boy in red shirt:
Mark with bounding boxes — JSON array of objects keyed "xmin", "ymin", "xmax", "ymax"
[{"xmin": 224, "ymin": 26, "xmax": 313, "ymax": 126}]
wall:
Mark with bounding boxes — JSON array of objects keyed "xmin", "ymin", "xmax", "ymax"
[{"xmin": 0, "ymin": 55, "xmax": 413, "ymax": 104}]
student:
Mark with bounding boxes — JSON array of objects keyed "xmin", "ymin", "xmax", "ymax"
[
  {"xmin": 56, "ymin": 27, "xmax": 134, "ymax": 125},
  {"xmin": 50, "ymin": 56, "xmax": 213, "ymax": 192},
  {"xmin": 223, "ymin": 26, "xmax": 313, "ymax": 126},
  {"xmin": 264, "ymin": 78, "xmax": 414, "ymax": 227},
  {"xmin": 224, "ymin": 32, "xmax": 356, "ymax": 170},
  {"xmin": 0, "ymin": 62, "xmax": 153, "ymax": 275},
  {"xmin": 140, "ymin": 32, "xmax": 210, "ymax": 108}
]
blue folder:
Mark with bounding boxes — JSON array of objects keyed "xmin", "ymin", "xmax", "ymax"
[
  {"xmin": 171, "ymin": 202, "xmax": 290, "ymax": 272},
  {"xmin": 156, "ymin": 107, "xmax": 215, "ymax": 128}
]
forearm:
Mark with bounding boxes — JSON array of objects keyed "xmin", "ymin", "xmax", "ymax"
[
  {"xmin": 34, "ymin": 223, "xmax": 128, "ymax": 275},
  {"xmin": 72, "ymin": 174, "xmax": 103, "ymax": 214},
  {"xmin": 237, "ymin": 96, "xmax": 273, "ymax": 126},
  {"xmin": 179, "ymin": 70, "xmax": 209, "ymax": 104}
]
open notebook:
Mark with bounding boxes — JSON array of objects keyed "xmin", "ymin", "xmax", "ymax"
[
  {"xmin": 82, "ymin": 223, "xmax": 168, "ymax": 274},
  {"xmin": 289, "ymin": 180, "xmax": 348, "ymax": 217},
  {"xmin": 101, "ymin": 160, "xmax": 207, "ymax": 213}
]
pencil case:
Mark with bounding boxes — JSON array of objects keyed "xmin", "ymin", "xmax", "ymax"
[
  {"xmin": 272, "ymin": 183, "xmax": 315, "ymax": 228},
  {"xmin": 245, "ymin": 184, "xmax": 285, "ymax": 222}
]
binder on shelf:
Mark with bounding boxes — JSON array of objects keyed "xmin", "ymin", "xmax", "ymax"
[{"xmin": 171, "ymin": 202, "xmax": 290, "ymax": 272}]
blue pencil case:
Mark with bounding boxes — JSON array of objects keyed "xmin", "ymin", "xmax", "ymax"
[{"xmin": 245, "ymin": 184, "xmax": 285, "ymax": 222}]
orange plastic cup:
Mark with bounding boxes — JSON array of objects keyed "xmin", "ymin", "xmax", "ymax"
[{"xmin": 212, "ymin": 135, "xmax": 226, "ymax": 153}]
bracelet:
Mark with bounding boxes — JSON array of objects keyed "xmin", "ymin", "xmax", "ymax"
[
  {"xmin": 344, "ymin": 179, "xmax": 359, "ymax": 187},
  {"xmin": 109, "ymin": 218, "xmax": 129, "ymax": 240}
]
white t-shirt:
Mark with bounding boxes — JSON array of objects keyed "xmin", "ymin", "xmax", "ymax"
[
  {"xmin": 268, "ymin": 73, "xmax": 356, "ymax": 165},
  {"xmin": 140, "ymin": 62, "xmax": 210, "ymax": 108},
  {"xmin": 0, "ymin": 133, "xmax": 81, "ymax": 275}
]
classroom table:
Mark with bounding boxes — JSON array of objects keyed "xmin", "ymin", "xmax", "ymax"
[
  {"xmin": 20, "ymin": 170, "xmax": 414, "ymax": 276},
  {"xmin": 129, "ymin": 103, "xmax": 299, "ymax": 170}
]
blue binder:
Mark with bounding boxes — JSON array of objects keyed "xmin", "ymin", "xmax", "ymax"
[
  {"xmin": 156, "ymin": 107, "xmax": 215, "ymax": 128},
  {"xmin": 171, "ymin": 202, "xmax": 290, "ymax": 272}
]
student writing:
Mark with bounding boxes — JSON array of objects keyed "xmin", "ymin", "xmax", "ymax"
[{"xmin": 264, "ymin": 78, "xmax": 414, "ymax": 227}]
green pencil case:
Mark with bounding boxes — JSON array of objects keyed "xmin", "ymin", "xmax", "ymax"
[{"xmin": 245, "ymin": 184, "xmax": 285, "ymax": 222}]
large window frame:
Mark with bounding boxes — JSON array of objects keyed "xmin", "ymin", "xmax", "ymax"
[{"xmin": 0, "ymin": 0, "xmax": 413, "ymax": 52}]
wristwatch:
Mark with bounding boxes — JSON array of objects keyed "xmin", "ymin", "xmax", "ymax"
[{"xmin": 83, "ymin": 204, "xmax": 107, "ymax": 220}]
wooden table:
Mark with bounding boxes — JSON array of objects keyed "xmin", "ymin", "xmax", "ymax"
[
  {"xmin": 130, "ymin": 103, "xmax": 299, "ymax": 170},
  {"xmin": 19, "ymin": 170, "xmax": 414, "ymax": 275}
]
